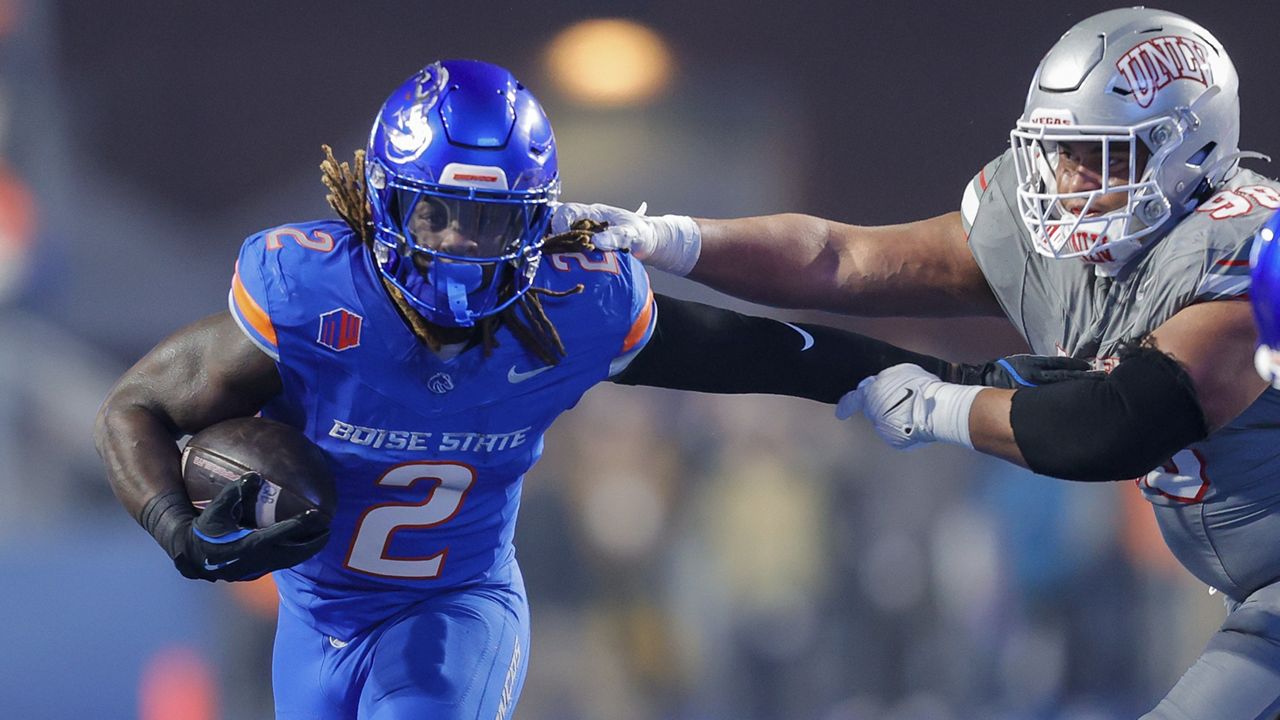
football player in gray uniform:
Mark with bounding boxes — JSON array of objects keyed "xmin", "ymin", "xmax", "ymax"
[{"xmin": 554, "ymin": 8, "xmax": 1280, "ymax": 719}]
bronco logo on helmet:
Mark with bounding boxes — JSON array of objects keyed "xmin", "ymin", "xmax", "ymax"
[{"xmin": 383, "ymin": 64, "xmax": 450, "ymax": 164}]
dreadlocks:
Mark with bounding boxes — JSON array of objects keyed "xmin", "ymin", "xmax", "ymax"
[{"xmin": 320, "ymin": 145, "xmax": 597, "ymax": 366}]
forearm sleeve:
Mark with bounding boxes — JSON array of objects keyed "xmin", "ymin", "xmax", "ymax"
[
  {"xmin": 1009, "ymin": 345, "xmax": 1209, "ymax": 481},
  {"xmin": 138, "ymin": 490, "xmax": 196, "ymax": 562},
  {"xmin": 611, "ymin": 294, "xmax": 950, "ymax": 403}
]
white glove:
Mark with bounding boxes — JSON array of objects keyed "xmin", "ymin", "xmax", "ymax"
[
  {"xmin": 551, "ymin": 202, "xmax": 702, "ymax": 276},
  {"xmin": 836, "ymin": 363, "xmax": 985, "ymax": 450}
]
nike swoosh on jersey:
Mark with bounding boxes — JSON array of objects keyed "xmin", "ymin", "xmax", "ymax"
[
  {"xmin": 507, "ymin": 364, "xmax": 554, "ymax": 383},
  {"xmin": 782, "ymin": 322, "xmax": 814, "ymax": 351},
  {"xmin": 884, "ymin": 388, "xmax": 914, "ymax": 415},
  {"xmin": 203, "ymin": 557, "xmax": 240, "ymax": 571}
]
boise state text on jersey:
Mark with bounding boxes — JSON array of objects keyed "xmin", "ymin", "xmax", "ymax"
[{"xmin": 229, "ymin": 218, "xmax": 655, "ymax": 639}]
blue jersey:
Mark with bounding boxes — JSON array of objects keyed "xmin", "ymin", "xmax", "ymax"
[{"xmin": 228, "ymin": 219, "xmax": 654, "ymax": 639}]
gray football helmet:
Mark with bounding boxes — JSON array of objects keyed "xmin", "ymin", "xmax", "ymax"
[{"xmin": 1009, "ymin": 8, "xmax": 1243, "ymax": 276}]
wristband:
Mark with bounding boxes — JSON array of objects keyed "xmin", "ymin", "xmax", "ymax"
[
  {"xmin": 139, "ymin": 490, "xmax": 197, "ymax": 561},
  {"xmin": 924, "ymin": 383, "xmax": 984, "ymax": 449},
  {"xmin": 646, "ymin": 215, "xmax": 702, "ymax": 276}
]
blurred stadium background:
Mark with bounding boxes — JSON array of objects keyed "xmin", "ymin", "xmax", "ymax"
[{"xmin": 3, "ymin": 1, "xmax": 1279, "ymax": 718}]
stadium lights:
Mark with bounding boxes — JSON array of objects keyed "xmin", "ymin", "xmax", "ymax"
[{"xmin": 544, "ymin": 18, "xmax": 674, "ymax": 107}]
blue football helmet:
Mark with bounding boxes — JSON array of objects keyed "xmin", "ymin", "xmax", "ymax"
[
  {"xmin": 1251, "ymin": 208, "xmax": 1280, "ymax": 388},
  {"xmin": 366, "ymin": 59, "xmax": 559, "ymax": 327}
]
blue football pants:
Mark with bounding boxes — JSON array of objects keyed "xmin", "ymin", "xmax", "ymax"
[{"xmin": 272, "ymin": 565, "xmax": 530, "ymax": 720}]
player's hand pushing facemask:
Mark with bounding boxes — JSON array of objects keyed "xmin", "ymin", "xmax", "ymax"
[{"xmin": 551, "ymin": 202, "xmax": 701, "ymax": 276}]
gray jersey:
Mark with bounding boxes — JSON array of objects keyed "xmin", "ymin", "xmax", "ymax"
[{"xmin": 965, "ymin": 150, "xmax": 1280, "ymax": 602}]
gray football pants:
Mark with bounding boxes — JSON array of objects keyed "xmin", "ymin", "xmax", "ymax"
[{"xmin": 1142, "ymin": 581, "xmax": 1280, "ymax": 720}]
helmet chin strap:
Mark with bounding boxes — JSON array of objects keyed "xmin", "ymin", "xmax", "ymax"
[{"xmin": 428, "ymin": 261, "xmax": 485, "ymax": 326}]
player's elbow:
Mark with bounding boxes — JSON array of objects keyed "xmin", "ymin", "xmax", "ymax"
[
  {"xmin": 804, "ymin": 217, "xmax": 875, "ymax": 310},
  {"xmin": 769, "ymin": 213, "xmax": 848, "ymax": 271},
  {"xmin": 92, "ymin": 398, "xmax": 112, "ymax": 459},
  {"xmin": 1009, "ymin": 346, "xmax": 1209, "ymax": 482},
  {"xmin": 94, "ymin": 378, "xmax": 171, "ymax": 459},
  {"xmin": 1027, "ymin": 428, "xmax": 1175, "ymax": 482},
  {"xmin": 93, "ymin": 382, "xmax": 138, "ymax": 460},
  {"xmin": 821, "ymin": 219, "xmax": 933, "ymax": 315}
]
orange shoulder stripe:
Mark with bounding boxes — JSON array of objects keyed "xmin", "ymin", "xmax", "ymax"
[
  {"xmin": 231, "ymin": 265, "xmax": 277, "ymax": 346},
  {"xmin": 621, "ymin": 288, "xmax": 655, "ymax": 354}
]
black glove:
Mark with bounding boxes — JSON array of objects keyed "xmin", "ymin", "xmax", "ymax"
[
  {"xmin": 141, "ymin": 472, "xmax": 330, "ymax": 582},
  {"xmin": 946, "ymin": 354, "xmax": 1102, "ymax": 389}
]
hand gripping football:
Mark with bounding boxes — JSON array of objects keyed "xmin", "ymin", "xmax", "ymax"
[{"xmin": 181, "ymin": 417, "xmax": 337, "ymax": 528}]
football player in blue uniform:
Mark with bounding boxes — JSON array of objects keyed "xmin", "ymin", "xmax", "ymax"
[
  {"xmin": 94, "ymin": 60, "xmax": 1084, "ymax": 720},
  {"xmin": 1252, "ymin": 209, "xmax": 1280, "ymax": 390}
]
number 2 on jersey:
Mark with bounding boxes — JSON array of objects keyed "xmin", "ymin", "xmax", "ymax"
[
  {"xmin": 345, "ymin": 461, "xmax": 476, "ymax": 579},
  {"xmin": 265, "ymin": 227, "xmax": 337, "ymax": 252}
]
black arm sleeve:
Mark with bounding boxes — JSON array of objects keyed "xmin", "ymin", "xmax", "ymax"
[
  {"xmin": 1009, "ymin": 345, "xmax": 1209, "ymax": 481},
  {"xmin": 610, "ymin": 294, "xmax": 950, "ymax": 403}
]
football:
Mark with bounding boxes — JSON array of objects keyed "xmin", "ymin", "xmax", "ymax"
[{"xmin": 180, "ymin": 417, "xmax": 337, "ymax": 528}]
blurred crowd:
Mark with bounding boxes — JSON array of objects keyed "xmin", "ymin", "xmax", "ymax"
[{"xmin": 0, "ymin": 2, "xmax": 1247, "ymax": 719}]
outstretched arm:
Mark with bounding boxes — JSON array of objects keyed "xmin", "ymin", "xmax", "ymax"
[
  {"xmin": 612, "ymin": 294, "xmax": 1088, "ymax": 403},
  {"xmin": 554, "ymin": 205, "xmax": 1003, "ymax": 318},
  {"xmin": 848, "ymin": 301, "xmax": 1264, "ymax": 481},
  {"xmin": 693, "ymin": 213, "xmax": 1002, "ymax": 317},
  {"xmin": 971, "ymin": 300, "xmax": 1263, "ymax": 473}
]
